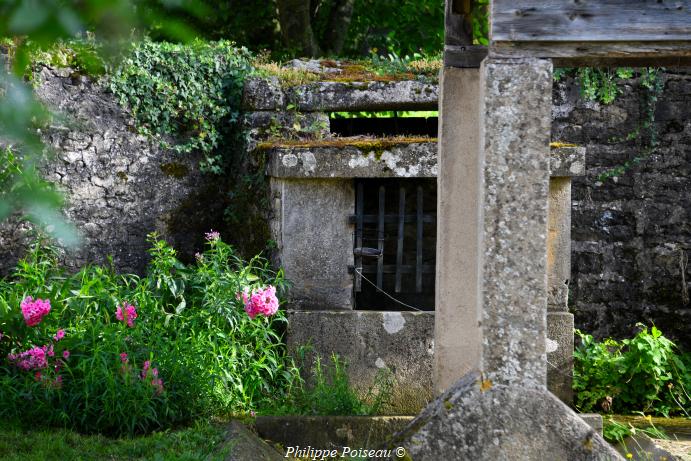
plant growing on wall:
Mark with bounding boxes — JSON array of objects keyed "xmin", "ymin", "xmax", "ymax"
[{"xmin": 109, "ymin": 40, "xmax": 253, "ymax": 174}]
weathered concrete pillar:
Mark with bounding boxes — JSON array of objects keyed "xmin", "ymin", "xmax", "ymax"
[
  {"xmin": 395, "ymin": 58, "xmax": 622, "ymax": 459},
  {"xmin": 479, "ymin": 58, "xmax": 551, "ymax": 388},
  {"xmin": 434, "ymin": 66, "xmax": 482, "ymax": 394},
  {"xmin": 270, "ymin": 178, "xmax": 354, "ymax": 309},
  {"xmin": 547, "ymin": 146, "xmax": 586, "ymax": 403}
]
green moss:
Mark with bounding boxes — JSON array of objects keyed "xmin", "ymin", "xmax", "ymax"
[
  {"xmin": 116, "ymin": 171, "xmax": 128, "ymax": 182},
  {"xmin": 257, "ymin": 136, "xmax": 436, "ymax": 154},
  {"xmin": 160, "ymin": 162, "xmax": 189, "ymax": 179}
]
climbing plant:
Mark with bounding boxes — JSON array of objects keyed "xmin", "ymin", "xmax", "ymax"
[{"xmin": 109, "ymin": 40, "xmax": 253, "ymax": 174}]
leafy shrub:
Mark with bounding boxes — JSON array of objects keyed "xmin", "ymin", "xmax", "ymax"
[
  {"xmin": 574, "ymin": 325, "xmax": 690, "ymax": 416},
  {"xmin": 266, "ymin": 353, "xmax": 394, "ymax": 416},
  {"xmin": 0, "ymin": 233, "xmax": 298, "ymax": 435},
  {"xmin": 109, "ymin": 40, "xmax": 252, "ymax": 174}
]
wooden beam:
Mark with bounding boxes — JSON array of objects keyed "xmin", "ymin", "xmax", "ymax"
[
  {"xmin": 490, "ymin": 0, "xmax": 691, "ymax": 66},
  {"xmin": 445, "ymin": 0, "xmax": 473, "ymax": 46},
  {"xmin": 444, "ymin": 45, "xmax": 488, "ymax": 68},
  {"xmin": 492, "ymin": 0, "xmax": 691, "ymax": 42}
]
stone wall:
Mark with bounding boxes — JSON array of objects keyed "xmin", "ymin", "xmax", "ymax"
[
  {"xmin": 0, "ymin": 66, "xmax": 228, "ymax": 275},
  {"xmin": 553, "ymin": 69, "xmax": 691, "ymax": 351}
]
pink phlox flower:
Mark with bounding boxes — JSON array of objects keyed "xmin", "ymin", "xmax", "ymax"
[
  {"xmin": 140, "ymin": 360, "xmax": 151, "ymax": 379},
  {"xmin": 243, "ymin": 285, "xmax": 279, "ymax": 319},
  {"xmin": 120, "ymin": 352, "xmax": 128, "ymax": 364},
  {"xmin": 62, "ymin": 350, "xmax": 70, "ymax": 360},
  {"xmin": 204, "ymin": 230, "xmax": 220, "ymax": 241},
  {"xmin": 43, "ymin": 344, "xmax": 55, "ymax": 357},
  {"xmin": 53, "ymin": 329, "xmax": 65, "ymax": 341},
  {"xmin": 12, "ymin": 346, "xmax": 48, "ymax": 370},
  {"xmin": 21, "ymin": 296, "xmax": 51, "ymax": 327},
  {"xmin": 116, "ymin": 302, "xmax": 138, "ymax": 328},
  {"xmin": 151, "ymin": 367, "xmax": 158, "ymax": 378}
]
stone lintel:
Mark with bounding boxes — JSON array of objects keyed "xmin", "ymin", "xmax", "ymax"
[
  {"xmin": 265, "ymin": 140, "xmax": 583, "ymax": 180},
  {"xmin": 551, "ymin": 146, "xmax": 587, "ymax": 177},
  {"xmin": 266, "ymin": 142, "xmax": 438, "ymax": 178},
  {"xmin": 242, "ymin": 77, "xmax": 438, "ymax": 112}
]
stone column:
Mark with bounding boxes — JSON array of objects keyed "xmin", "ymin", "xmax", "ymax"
[
  {"xmin": 395, "ymin": 57, "xmax": 622, "ymax": 460},
  {"xmin": 479, "ymin": 58, "xmax": 552, "ymax": 388},
  {"xmin": 547, "ymin": 146, "xmax": 586, "ymax": 403},
  {"xmin": 434, "ymin": 67, "xmax": 483, "ymax": 394}
]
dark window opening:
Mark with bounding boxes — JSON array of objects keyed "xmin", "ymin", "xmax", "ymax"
[
  {"xmin": 351, "ymin": 178, "xmax": 436, "ymax": 311},
  {"xmin": 330, "ymin": 112, "xmax": 438, "ymax": 138}
]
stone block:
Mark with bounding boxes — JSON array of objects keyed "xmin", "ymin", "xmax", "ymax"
[
  {"xmin": 265, "ymin": 141, "xmax": 437, "ymax": 178},
  {"xmin": 242, "ymin": 77, "xmax": 285, "ymax": 111},
  {"xmin": 285, "ymin": 80, "xmax": 438, "ymax": 112},
  {"xmin": 388, "ymin": 372, "xmax": 623, "ymax": 460},
  {"xmin": 547, "ymin": 311, "xmax": 575, "ymax": 404},
  {"xmin": 222, "ymin": 420, "xmax": 284, "ymax": 461},
  {"xmin": 548, "ymin": 177, "xmax": 572, "ymax": 311},
  {"xmin": 551, "ymin": 146, "xmax": 587, "ymax": 177},
  {"xmin": 271, "ymin": 179, "xmax": 354, "ymax": 310},
  {"xmin": 580, "ymin": 414, "xmax": 604, "ymax": 434},
  {"xmin": 286, "ymin": 310, "xmax": 435, "ymax": 414}
]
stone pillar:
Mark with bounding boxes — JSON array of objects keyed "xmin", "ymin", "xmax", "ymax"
[
  {"xmin": 479, "ymin": 58, "xmax": 552, "ymax": 388},
  {"xmin": 434, "ymin": 67, "xmax": 483, "ymax": 394},
  {"xmin": 395, "ymin": 57, "xmax": 622, "ymax": 461},
  {"xmin": 270, "ymin": 178, "xmax": 354, "ymax": 310},
  {"xmin": 546, "ymin": 146, "xmax": 586, "ymax": 403}
]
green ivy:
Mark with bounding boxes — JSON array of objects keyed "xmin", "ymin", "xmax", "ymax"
[
  {"xmin": 109, "ymin": 40, "xmax": 252, "ymax": 174},
  {"xmin": 574, "ymin": 325, "xmax": 690, "ymax": 417}
]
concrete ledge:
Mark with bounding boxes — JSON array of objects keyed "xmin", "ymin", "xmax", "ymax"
[
  {"xmin": 266, "ymin": 140, "xmax": 437, "ymax": 178},
  {"xmin": 242, "ymin": 77, "xmax": 439, "ymax": 112},
  {"xmin": 580, "ymin": 414, "xmax": 604, "ymax": 434},
  {"xmin": 222, "ymin": 420, "xmax": 284, "ymax": 461},
  {"xmin": 550, "ymin": 146, "xmax": 587, "ymax": 177},
  {"xmin": 286, "ymin": 310, "xmax": 435, "ymax": 414},
  {"xmin": 255, "ymin": 416, "xmax": 413, "ymax": 451},
  {"xmin": 266, "ymin": 140, "xmax": 584, "ymax": 179}
]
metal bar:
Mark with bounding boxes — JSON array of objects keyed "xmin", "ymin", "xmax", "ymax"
[
  {"xmin": 377, "ymin": 185, "xmax": 385, "ymax": 289},
  {"xmin": 348, "ymin": 214, "xmax": 436, "ymax": 225},
  {"xmin": 395, "ymin": 187, "xmax": 406, "ymax": 292},
  {"xmin": 416, "ymin": 185, "xmax": 423, "ymax": 293},
  {"xmin": 355, "ymin": 182, "xmax": 364, "ymax": 292},
  {"xmin": 351, "ymin": 264, "xmax": 436, "ymax": 275}
]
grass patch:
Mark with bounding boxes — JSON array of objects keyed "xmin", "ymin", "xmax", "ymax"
[{"xmin": 0, "ymin": 419, "xmax": 230, "ymax": 461}]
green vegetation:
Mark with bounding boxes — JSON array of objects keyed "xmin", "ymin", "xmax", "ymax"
[
  {"xmin": 0, "ymin": 234, "xmax": 298, "ymax": 435},
  {"xmin": 109, "ymin": 40, "xmax": 252, "ymax": 174},
  {"xmin": 0, "ymin": 419, "xmax": 229, "ymax": 461},
  {"xmin": 573, "ymin": 325, "xmax": 690, "ymax": 417},
  {"xmin": 266, "ymin": 353, "xmax": 394, "ymax": 416}
]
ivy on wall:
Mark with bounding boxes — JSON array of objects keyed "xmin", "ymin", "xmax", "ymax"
[{"xmin": 109, "ymin": 40, "xmax": 253, "ymax": 174}]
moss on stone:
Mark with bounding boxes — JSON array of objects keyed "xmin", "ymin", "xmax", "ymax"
[
  {"xmin": 550, "ymin": 141, "xmax": 580, "ymax": 148},
  {"xmin": 160, "ymin": 162, "xmax": 189, "ymax": 178},
  {"xmin": 116, "ymin": 171, "xmax": 128, "ymax": 182},
  {"xmin": 257, "ymin": 136, "xmax": 436, "ymax": 153}
]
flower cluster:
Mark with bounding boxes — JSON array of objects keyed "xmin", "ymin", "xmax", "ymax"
[
  {"xmin": 21, "ymin": 296, "xmax": 51, "ymax": 327},
  {"xmin": 115, "ymin": 302, "xmax": 138, "ymax": 328},
  {"xmin": 8, "ymin": 346, "xmax": 48, "ymax": 370},
  {"xmin": 205, "ymin": 230, "xmax": 220, "ymax": 241},
  {"xmin": 141, "ymin": 360, "xmax": 164, "ymax": 395},
  {"xmin": 238, "ymin": 285, "xmax": 279, "ymax": 319}
]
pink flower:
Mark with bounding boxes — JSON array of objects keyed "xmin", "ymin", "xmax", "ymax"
[
  {"xmin": 44, "ymin": 344, "xmax": 54, "ymax": 357},
  {"xmin": 115, "ymin": 302, "xmax": 138, "ymax": 328},
  {"xmin": 242, "ymin": 285, "xmax": 279, "ymax": 319},
  {"xmin": 205, "ymin": 230, "xmax": 220, "ymax": 241},
  {"xmin": 0, "ymin": 331, "xmax": 4, "ymax": 341},
  {"xmin": 141, "ymin": 360, "xmax": 151, "ymax": 379},
  {"xmin": 120, "ymin": 352, "xmax": 128, "ymax": 364},
  {"xmin": 194, "ymin": 252, "xmax": 203, "ymax": 262},
  {"xmin": 151, "ymin": 378, "xmax": 164, "ymax": 395},
  {"xmin": 11, "ymin": 346, "xmax": 48, "ymax": 370},
  {"xmin": 53, "ymin": 329, "xmax": 65, "ymax": 341},
  {"xmin": 21, "ymin": 296, "xmax": 51, "ymax": 327},
  {"xmin": 62, "ymin": 350, "xmax": 70, "ymax": 360}
]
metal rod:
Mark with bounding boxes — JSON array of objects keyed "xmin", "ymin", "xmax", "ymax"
[
  {"xmin": 395, "ymin": 186, "xmax": 406, "ymax": 292},
  {"xmin": 416, "ymin": 185, "xmax": 423, "ymax": 293},
  {"xmin": 355, "ymin": 182, "xmax": 364, "ymax": 292},
  {"xmin": 377, "ymin": 185, "xmax": 385, "ymax": 289}
]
